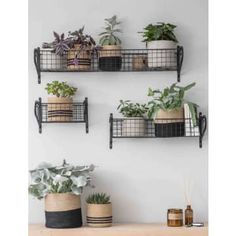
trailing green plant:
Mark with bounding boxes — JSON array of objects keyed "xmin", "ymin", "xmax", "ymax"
[
  {"xmin": 86, "ymin": 193, "xmax": 110, "ymax": 204},
  {"xmin": 28, "ymin": 160, "xmax": 95, "ymax": 200},
  {"xmin": 45, "ymin": 81, "xmax": 77, "ymax": 98},
  {"xmin": 99, "ymin": 15, "xmax": 122, "ymax": 46},
  {"xmin": 147, "ymin": 82, "xmax": 198, "ymax": 125},
  {"xmin": 139, "ymin": 22, "xmax": 178, "ymax": 43},
  {"xmin": 117, "ymin": 100, "xmax": 148, "ymax": 117}
]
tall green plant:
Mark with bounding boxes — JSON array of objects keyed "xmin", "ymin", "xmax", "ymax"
[
  {"xmin": 86, "ymin": 193, "xmax": 110, "ymax": 204},
  {"xmin": 147, "ymin": 82, "xmax": 198, "ymax": 125}
]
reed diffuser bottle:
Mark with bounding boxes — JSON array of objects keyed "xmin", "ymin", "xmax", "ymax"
[{"xmin": 185, "ymin": 205, "xmax": 193, "ymax": 225}]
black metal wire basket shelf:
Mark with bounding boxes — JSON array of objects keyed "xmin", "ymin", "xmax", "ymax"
[
  {"xmin": 34, "ymin": 97, "xmax": 89, "ymax": 133},
  {"xmin": 34, "ymin": 46, "xmax": 184, "ymax": 84},
  {"xmin": 109, "ymin": 113, "xmax": 207, "ymax": 149}
]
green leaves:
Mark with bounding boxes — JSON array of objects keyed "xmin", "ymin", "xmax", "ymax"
[
  {"xmin": 117, "ymin": 100, "xmax": 148, "ymax": 118},
  {"xmin": 86, "ymin": 193, "xmax": 110, "ymax": 204},
  {"xmin": 139, "ymin": 22, "xmax": 178, "ymax": 43},
  {"xmin": 45, "ymin": 81, "xmax": 77, "ymax": 98}
]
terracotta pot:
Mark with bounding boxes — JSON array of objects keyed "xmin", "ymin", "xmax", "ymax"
[
  {"xmin": 45, "ymin": 193, "xmax": 82, "ymax": 228},
  {"xmin": 122, "ymin": 118, "xmax": 146, "ymax": 136},
  {"xmin": 147, "ymin": 40, "xmax": 177, "ymax": 68},
  {"xmin": 155, "ymin": 108, "xmax": 184, "ymax": 137},
  {"xmin": 98, "ymin": 45, "xmax": 122, "ymax": 71},
  {"xmin": 47, "ymin": 97, "xmax": 73, "ymax": 122},
  {"xmin": 87, "ymin": 203, "xmax": 112, "ymax": 227},
  {"xmin": 67, "ymin": 44, "xmax": 91, "ymax": 71}
]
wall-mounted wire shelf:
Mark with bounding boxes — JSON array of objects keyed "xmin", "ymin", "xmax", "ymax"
[
  {"xmin": 109, "ymin": 113, "xmax": 207, "ymax": 149},
  {"xmin": 34, "ymin": 46, "xmax": 184, "ymax": 84},
  {"xmin": 34, "ymin": 97, "xmax": 89, "ymax": 133}
]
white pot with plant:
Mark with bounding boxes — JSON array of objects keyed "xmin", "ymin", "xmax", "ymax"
[
  {"xmin": 45, "ymin": 81, "xmax": 77, "ymax": 122},
  {"xmin": 140, "ymin": 22, "xmax": 178, "ymax": 68},
  {"xmin": 28, "ymin": 160, "xmax": 95, "ymax": 228},
  {"xmin": 98, "ymin": 15, "xmax": 122, "ymax": 71},
  {"xmin": 67, "ymin": 27, "xmax": 96, "ymax": 71},
  {"xmin": 117, "ymin": 100, "xmax": 148, "ymax": 137},
  {"xmin": 86, "ymin": 193, "xmax": 112, "ymax": 227},
  {"xmin": 147, "ymin": 82, "xmax": 198, "ymax": 137},
  {"xmin": 41, "ymin": 32, "xmax": 70, "ymax": 70}
]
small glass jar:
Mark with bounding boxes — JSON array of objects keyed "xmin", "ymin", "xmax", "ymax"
[{"xmin": 167, "ymin": 209, "xmax": 183, "ymax": 227}]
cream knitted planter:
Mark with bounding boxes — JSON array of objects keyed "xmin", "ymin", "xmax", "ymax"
[{"xmin": 122, "ymin": 118, "xmax": 146, "ymax": 136}]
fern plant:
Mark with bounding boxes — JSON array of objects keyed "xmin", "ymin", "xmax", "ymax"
[
  {"xmin": 99, "ymin": 15, "xmax": 122, "ymax": 46},
  {"xmin": 86, "ymin": 193, "xmax": 111, "ymax": 204}
]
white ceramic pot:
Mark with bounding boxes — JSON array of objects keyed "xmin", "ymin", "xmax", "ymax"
[
  {"xmin": 122, "ymin": 118, "xmax": 146, "ymax": 136},
  {"xmin": 147, "ymin": 40, "xmax": 177, "ymax": 68},
  {"xmin": 41, "ymin": 48, "xmax": 67, "ymax": 70}
]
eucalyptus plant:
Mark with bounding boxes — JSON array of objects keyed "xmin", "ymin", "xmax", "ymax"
[
  {"xmin": 86, "ymin": 193, "xmax": 110, "ymax": 204},
  {"xmin": 99, "ymin": 15, "xmax": 122, "ymax": 46},
  {"xmin": 147, "ymin": 82, "xmax": 198, "ymax": 125},
  {"xmin": 28, "ymin": 160, "xmax": 95, "ymax": 200},
  {"xmin": 45, "ymin": 81, "xmax": 77, "ymax": 98},
  {"xmin": 140, "ymin": 22, "xmax": 178, "ymax": 43},
  {"xmin": 117, "ymin": 100, "xmax": 148, "ymax": 118}
]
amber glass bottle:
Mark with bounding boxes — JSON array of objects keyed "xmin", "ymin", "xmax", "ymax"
[{"xmin": 185, "ymin": 205, "xmax": 193, "ymax": 225}]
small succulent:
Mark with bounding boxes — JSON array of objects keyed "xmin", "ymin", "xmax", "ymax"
[
  {"xmin": 86, "ymin": 193, "xmax": 110, "ymax": 204},
  {"xmin": 45, "ymin": 81, "xmax": 77, "ymax": 98},
  {"xmin": 117, "ymin": 100, "xmax": 148, "ymax": 118},
  {"xmin": 28, "ymin": 159, "xmax": 95, "ymax": 200},
  {"xmin": 52, "ymin": 32, "xmax": 71, "ymax": 56},
  {"xmin": 99, "ymin": 15, "xmax": 122, "ymax": 46}
]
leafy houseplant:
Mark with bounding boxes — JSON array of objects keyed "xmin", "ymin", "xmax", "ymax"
[
  {"xmin": 28, "ymin": 160, "xmax": 95, "ymax": 228},
  {"xmin": 98, "ymin": 15, "xmax": 122, "ymax": 71},
  {"xmin": 67, "ymin": 26, "xmax": 96, "ymax": 71},
  {"xmin": 140, "ymin": 22, "xmax": 178, "ymax": 68},
  {"xmin": 147, "ymin": 82, "xmax": 198, "ymax": 137},
  {"xmin": 117, "ymin": 100, "xmax": 148, "ymax": 137},
  {"xmin": 45, "ymin": 81, "xmax": 77, "ymax": 122},
  {"xmin": 86, "ymin": 193, "xmax": 112, "ymax": 227}
]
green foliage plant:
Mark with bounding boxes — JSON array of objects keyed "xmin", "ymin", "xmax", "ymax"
[
  {"xmin": 28, "ymin": 160, "xmax": 95, "ymax": 200},
  {"xmin": 99, "ymin": 15, "xmax": 122, "ymax": 46},
  {"xmin": 117, "ymin": 100, "xmax": 148, "ymax": 118},
  {"xmin": 45, "ymin": 81, "xmax": 77, "ymax": 98},
  {"xmin": 147, "ymin": 82, "xmax": 198, "ymax": 125},
  {"xmin": 86, "ymin": 193, "xmax": 110, "ymax": 204},
  {"xmin": 140, "ymin": 22, "xmax": 178, "ymax": 43}
]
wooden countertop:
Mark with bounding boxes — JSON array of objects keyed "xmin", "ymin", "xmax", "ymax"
[{"xmin": 29, "ymin": 223, "xmax": 208, "ymax": 236}]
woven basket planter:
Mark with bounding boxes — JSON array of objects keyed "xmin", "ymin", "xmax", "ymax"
[
  {"xmin": 98, "ymin": 45, "xmax": 122, "ymax": 71},
  {"xmin": 155, "ymin": 108, "xmax": 184, "ymax": 137},
  {"xmin": 132, "ymin": 56, "xmax": 147, "ymax": 70},
  {"xmin": 67, "ymin": 44, "xmax": 91, "ymax": 71},
  {"xmin": 122, "ymin": 118, "xmax": 146, "ymax": 137},
  {"xmin": 87, "ymin": 203, "xmax": 112, "ymax": 227},
  {"xmin": 47, "ymin": 97, "xmax": 73, "ymax": 122},
  {"xmin": 45, "ymin": 193, "xmax": 82, "ymax": 228}
]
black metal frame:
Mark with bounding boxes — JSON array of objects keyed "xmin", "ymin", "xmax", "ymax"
[
  {"xmin": 34, "ymin": 46, "xmax": 184, "ymax": 84},
  {"xmin": 109, "ymin": 112, "xmax": 207, "ymax": 149},
  {"xmin": 34, "ymin": 97, "xmax": 89, "ymax": 133}
]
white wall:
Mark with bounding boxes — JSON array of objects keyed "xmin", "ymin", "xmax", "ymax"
[{"xmin": 28, "ymin": 0, "xmax": 208, "ymax": 223}]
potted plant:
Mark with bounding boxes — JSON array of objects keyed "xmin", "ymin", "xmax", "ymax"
[
  {"xmin": 86, "ymin": 193, "xmax": 112, "ymax": 227},
  {"xmin": 45, "ymin": 81, "xmax": 77, "ymax": 122},
  {"xmin": 139, "ymin": 22, "xmax": 178, "ymax": 68},
  {"xmin": 98, "ymin": 15, "xmax": 122, "ymax": 71},
  {"xmin": 28, "ymin": 160, "xmax": 95, "ymax": 228},
  {"xmin": 41, "ymin": 32, "xmax": 70, "ymax": 70},
  {"xmin": 147, "ymin": 82, "xmax": 198, "ymax": 137},
  {"xmin": 117, "ymin": 100, "xmax": 148, "ymax": 136},
  {"xmin": 67, "ymin": 26, "xmax": 96, "ymax": 71}
]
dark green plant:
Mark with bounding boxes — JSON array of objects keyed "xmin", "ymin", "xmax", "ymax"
[
  {"xmin": 140, "ymin": 22, "xmax": 178, "ymax": 43},
  {"xmin": 99, "ymin": 15, "xmax": 122, "ymax": 46},
  {"xmin": 117, "ymin": 100, "xmax": 148, "ymax": 118},
  {"xmin": 45, "ymin": 81, "xmax": 77, "ymax": 98},
  {"xmin": 86, "ymin": 193, "xmax": 110, "ymax": 204},
  {"xmin": 147, "ymin": 82, "xmax": 198, "ymax": 125}
]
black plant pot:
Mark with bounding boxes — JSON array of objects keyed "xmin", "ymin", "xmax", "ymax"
[
  {"xmin": 155, "ymin": 122, "xmax": 185, "ymax": 137},
  {"xmin": 99, "ymin": 57, "xmax": 122, "ymax": 71}
]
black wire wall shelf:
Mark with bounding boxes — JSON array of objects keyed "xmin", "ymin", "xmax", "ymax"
[
  {"xmin": 109, "ymin": 113, "xmax": 207, "ymax": 149},
  {"xmin": 34, "ymin": 46, "xmax": 184, "ymax": 84},
  {"xmin": 34, "ymin": 97, "xmax": 89, "ymax": 133}
]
